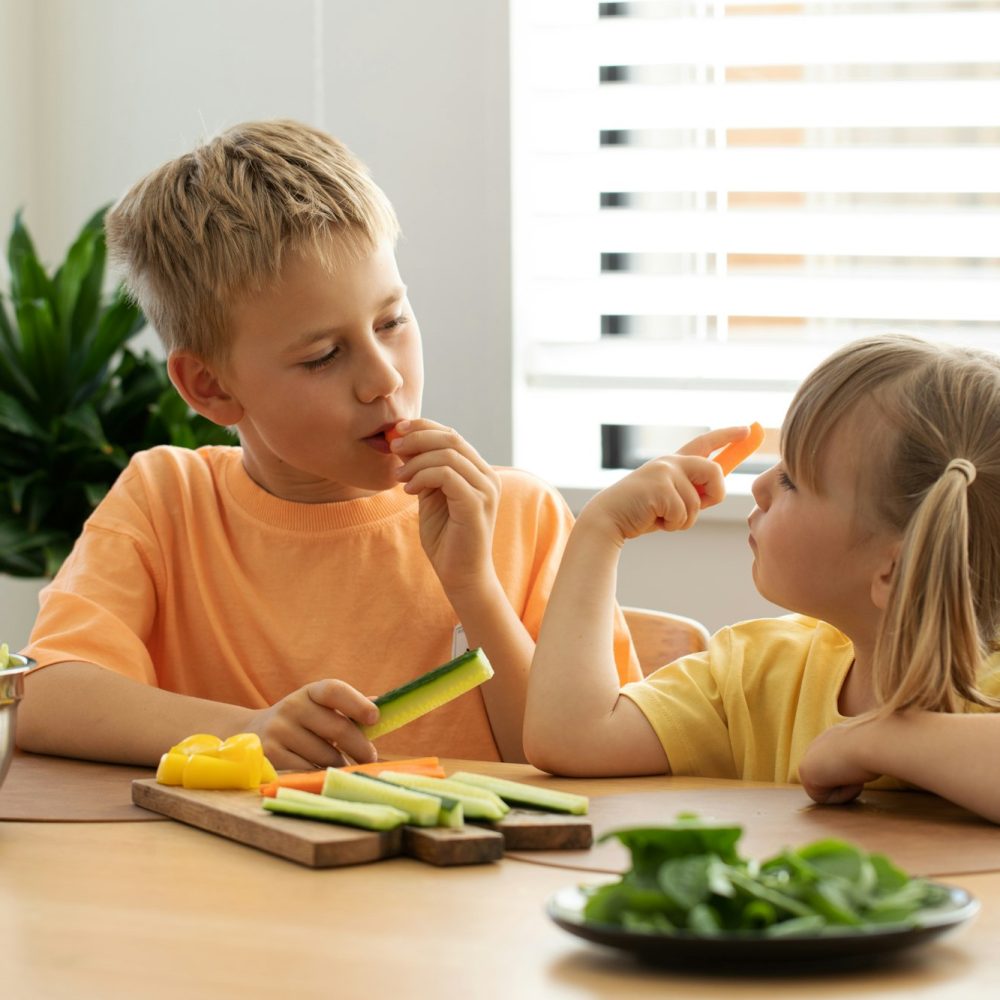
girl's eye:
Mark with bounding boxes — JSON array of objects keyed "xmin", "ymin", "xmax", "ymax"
[
  {"xmin": 777, "ymin": 470, "xmax": 796, "ymax": 491},
  {"xmin": 301, "ymin": 347, "xmax": 340, "ymax": 371}
]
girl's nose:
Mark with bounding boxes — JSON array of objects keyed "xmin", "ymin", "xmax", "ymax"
[{"xmin": 751, "ymin": 465, "xmax": 776, "ymax": 510}]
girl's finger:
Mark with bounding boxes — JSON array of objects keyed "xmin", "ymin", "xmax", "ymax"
[{"xmin": 676, "ymin": 425, "xmax": 752, "ymax": 458}]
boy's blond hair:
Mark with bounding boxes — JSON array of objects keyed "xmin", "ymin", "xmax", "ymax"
[
  {"xmin": 105, "ymin": 119, "xmax": 400, "ymax": 364},
  {"xmin": 782, "ymin": 333, "xmax": 1000, "ymax": 716}
]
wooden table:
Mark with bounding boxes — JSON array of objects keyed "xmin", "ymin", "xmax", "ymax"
[{"xmin": 4, "ymin": 756, "xmax": 1000, "ymax": 999}]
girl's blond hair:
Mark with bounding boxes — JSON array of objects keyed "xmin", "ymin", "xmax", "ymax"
[
  {"xmin": 783, "ymin": 333, "xmax": 1000, "ymax": 714},
  {"xmin": 105, "ymin": 119, "xmax": 400, "ymax": 365}
]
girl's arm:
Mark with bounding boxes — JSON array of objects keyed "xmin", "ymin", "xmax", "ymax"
[
  {"xmin": 800, "ymin": 710, "xmax": 1000, "ymax": 823},
  {"xmin": 523, "ymin": 508, "xmax": 669, "ymax": 776},
  {"xmin": 524, "ymin": 428, "xmax": 745, "ymax": 777}
]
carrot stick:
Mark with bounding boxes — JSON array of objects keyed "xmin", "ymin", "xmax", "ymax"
[
  {"xmin": 343, "ymin": 756, "xmax": 446, "ymax": 779},
  {"xmin": 259, "ymin": 771, "xmax": 326, "ymax": 798},
  {"xmin": 258, "ymin": 757, "xmax": 447, "ymax": 797},
  {"xmin": 712, "ymin": 421, "xmax": 766, "ymax": 476}
]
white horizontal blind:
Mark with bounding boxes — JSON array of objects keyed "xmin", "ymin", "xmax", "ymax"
[{"xmin": 510, "ymin": 0, "xmax": 1000, "ymax": 488}]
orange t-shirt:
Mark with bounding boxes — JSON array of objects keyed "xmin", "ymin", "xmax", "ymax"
[{"xmin": 26, "ymin": 446, "xmax": 640, "ymax": 760}]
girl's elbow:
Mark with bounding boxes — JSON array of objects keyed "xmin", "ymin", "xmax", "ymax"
[{"xmin": 523, "ymin": 729, "xmax": 578, "ymax": 777}]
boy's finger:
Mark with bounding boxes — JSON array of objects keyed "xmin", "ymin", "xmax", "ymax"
[
  {"xmin": 397, "ymin": 449, "xmax": 495, "ymax": 496},
  {"xmin": 307, "ymin": 679, "xmax": 379, "ymax": 726},
  {"xmin": 391, "ymin": 422, "xmax": 492, "ymax": 476}
]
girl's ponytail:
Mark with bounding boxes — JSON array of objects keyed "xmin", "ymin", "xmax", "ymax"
[{"xmin": 874, "ymin": 458, "xmax": 989, "ymax": 714}]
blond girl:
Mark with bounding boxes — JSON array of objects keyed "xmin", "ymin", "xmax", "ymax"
[{"xmin": 524, "ymin": 334, "xmax": 1000, "ymax": 822}]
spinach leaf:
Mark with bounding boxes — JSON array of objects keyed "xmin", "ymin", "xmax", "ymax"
[{"xmin": 582, "ymin": 814, "xmax": 952, "ymax": 937}]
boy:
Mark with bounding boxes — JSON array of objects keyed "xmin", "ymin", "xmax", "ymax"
[{"xmin": 18, "ymin": 120, "xmax": 639, "ymax": 768}]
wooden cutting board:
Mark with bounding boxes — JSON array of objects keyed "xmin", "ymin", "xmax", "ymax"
[{"xmin": 131, "ymin": 779, "xmax": 591, "ymax": 868}]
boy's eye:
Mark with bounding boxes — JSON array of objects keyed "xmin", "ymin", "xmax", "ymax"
[
  {"xmin": 380, "ymin": 314, "xmax": 407, "ymax": 332},
  {"xmin": 777, "ymin": 470, "xmax": 796, "ymax": 491},
  {"xmin": 301, "ymin": 347, "xmax": 340, "ymax": 371}
]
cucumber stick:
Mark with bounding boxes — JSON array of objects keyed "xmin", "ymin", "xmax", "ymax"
[
  {"xmin": 321, "ymin": 769, "xmax": 442, "ymax": 827},
  {"xmin": 361, "ymin": 648, "xmax": 494, "ymax": 740},
  {"xmin": 449, "ymin": 771, "xmax": 589, "ymax": 815},
  {"xmin": 378, "ymin": 771, "xmax": 508, "ymax": 822},
  {"xmin": 263, "ymin": 787, "xmax": 408, "ymax": 830}
]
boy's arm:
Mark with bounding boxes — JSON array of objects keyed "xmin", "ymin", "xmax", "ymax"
[
  {"xmin": 800, "ymin": 710, "xmax": 1000, "ymax": 823},
  {"xmin": 17, "ymin": 660, "xmax": 380, "ymax": 769},
  {"xmin": 525, "ymin": 428, "xmax": 745, "ymax": 777},
  {"xmin": 391, "ymin": 419, "xmax": 532, "ymax": 761},
  {"xmin": 17, "ymin": 661, "xmax": 256, "ymax": 765}
]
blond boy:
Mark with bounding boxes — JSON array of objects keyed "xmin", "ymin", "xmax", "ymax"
[{"xmin": 19, "ymin": 120, "xmax": 639, "ymax": 768}]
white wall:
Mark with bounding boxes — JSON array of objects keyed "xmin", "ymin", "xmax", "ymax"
[{"xmin": 0, "ymin": 0, "xmax": 778, "ymax": 647}]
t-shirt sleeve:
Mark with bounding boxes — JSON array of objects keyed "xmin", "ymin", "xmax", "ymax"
[
  {"xmin": 23, "ymin": 472, "xmax": 162, "ymax": 686},
  {"xmin": 619, "ymin": 627, "xmax": 737, "ymax": 778}
]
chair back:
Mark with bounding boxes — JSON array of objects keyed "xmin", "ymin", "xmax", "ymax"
[{"xmin": 623, "ymin": 606, "xmax": 711, "ymax": 676}]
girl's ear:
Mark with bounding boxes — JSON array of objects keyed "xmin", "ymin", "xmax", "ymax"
[
  {"xmin": 870, "ymin": 539, "xmax": 901, "ymax": 610},
  {"xmin": 167, "ymin": 352, "xmax": 245, "ymax": 427}
]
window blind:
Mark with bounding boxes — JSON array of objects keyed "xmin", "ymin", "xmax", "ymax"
[{"xmin": 510, "ymin": 0, "xmax": 1000, "ymax": 488}]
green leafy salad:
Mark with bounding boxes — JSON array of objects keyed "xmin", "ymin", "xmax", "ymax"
[{"xmin": 583, "ymin": 814, "xmax": 952, "ymax": 937}]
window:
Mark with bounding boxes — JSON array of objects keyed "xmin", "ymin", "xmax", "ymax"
[{"xmin": 511, "ymin": 0, "xmax": 1000, "ymax": 491}]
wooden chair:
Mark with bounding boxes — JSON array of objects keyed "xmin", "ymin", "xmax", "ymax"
[{"xmin": 622, "ymin": 606, "xmax": 711, "ymax": 677}]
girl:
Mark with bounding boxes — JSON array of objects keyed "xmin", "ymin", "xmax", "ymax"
[{"xmin": 524, "ymin": 334, "xmax": 1000, "ymax": 822}]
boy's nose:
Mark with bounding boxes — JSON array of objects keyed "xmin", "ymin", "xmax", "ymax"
[{"xmin": 356, "ymin": 345, "xmax": 404, "ymax": 402}]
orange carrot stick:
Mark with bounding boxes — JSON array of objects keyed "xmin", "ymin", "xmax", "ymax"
[
  {"xmin": 342, "ymin": 756, "xmax": 445, "ymax": 778},
  {"xmin": 712, "ymin": 421, "xmax": 766, "ymax": 476},
  {"xmin": 259, "ymin": 757, "xmax": 447, "ymax": 797},
  {"xmin": 259, "ymin": 771, "xmax": 326, "ymax": 798},
  {"xmin": 695, "ymin": 422, "xmax": 766, "ymax": 498}
]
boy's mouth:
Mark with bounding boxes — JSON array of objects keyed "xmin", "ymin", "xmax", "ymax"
[{"xmin": 361, "ymin": 423, "xmax": 399, "ymax": 455}]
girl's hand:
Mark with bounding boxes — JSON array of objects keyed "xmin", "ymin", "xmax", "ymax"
[
  {"xmin": 246, "ymin": 680, "xmax": 379, "ymax": 770},
  {"xmin": 799, "ymin": 721, "xmax": 881, "ymax": 805},
  {"xmin": 390, "ymin": 418, "xmax": 500, "ymax": 594},
  {"xmin": 580, "ymin": 426, "xmax": 751, "ymax": 544}
]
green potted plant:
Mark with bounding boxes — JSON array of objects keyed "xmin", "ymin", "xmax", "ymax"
[{"xmin": 0, "ymin": 207, "xmax": 232, "ymax": 578}]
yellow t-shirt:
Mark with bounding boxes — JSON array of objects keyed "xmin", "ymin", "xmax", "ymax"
[
  {"xmin": 621, "ymin": 614, "xmax": 1000, "ymax": 784},
  {"xmin": 26, "ymin": 445, "xmax": 640, "ymax": 761}
]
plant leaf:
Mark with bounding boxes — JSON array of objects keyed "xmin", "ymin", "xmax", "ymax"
[
  {"xmin": 65, "ymin": 205, "xmax": 109, "ymax": 350},
  {"xmin": 54, "ymin": 221, "xmax": 98, "ymax": 346},
  {"xmin": 0, "ymin": 392, "xmax": 46, "ymax": 437},
  {"xmin": 5, "ymin": 471, "xmax": 41, "ymax": 514},
  {"xmin": 8, "ymin": 211, "xmax": 55, "ymax": 306},
  {"xmin": 59, "ymin": 404, "xmax": 112, "ymax": 454},
  {"xmin": 14, "ymin": 297, "xmax": 63, "ymax": 411},
  {"xmin": 76, "ymin": 288, "xmax": 145, "ymax": 387}
]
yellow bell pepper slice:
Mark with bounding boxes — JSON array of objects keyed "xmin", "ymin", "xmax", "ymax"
[
  {"xmin": 155, "ymin": 732, "xmax": 276, "ymax": 789},
  {"xmin": 181, "ymin": 754, "xmax": 260, "ymax": 790},
  {"xmin": 170, "ymin": 733, "xmax": 226, "ymax": 756}
]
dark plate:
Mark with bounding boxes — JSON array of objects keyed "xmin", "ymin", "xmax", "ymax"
[{"xmin": 546, "ymin": 883, "xmax": 978, "ymax": 967}]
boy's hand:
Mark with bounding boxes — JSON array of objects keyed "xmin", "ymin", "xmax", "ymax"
[
  {"xmin": 580, "ymin": 427, "xmax": 748, "ymax": 544},
  {"xmin": 799, "ymin": 721, "xmax": 881, "ymax": 806},
  {"xmin": 246, "ymin": 679, "xmax": 379, "ymax": 770},
  {"xmin": 390, "ymin": 418, "xmax": 500, "ymax": 593}
]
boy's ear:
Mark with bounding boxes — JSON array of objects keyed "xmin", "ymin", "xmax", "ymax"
[
  {"xmin": 167, "ymin": 352, "xmax": 244, "ymax": 427},
  {"xmin": 870, "ymin": 539, "xmax": 901, "ymax": 611}
]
